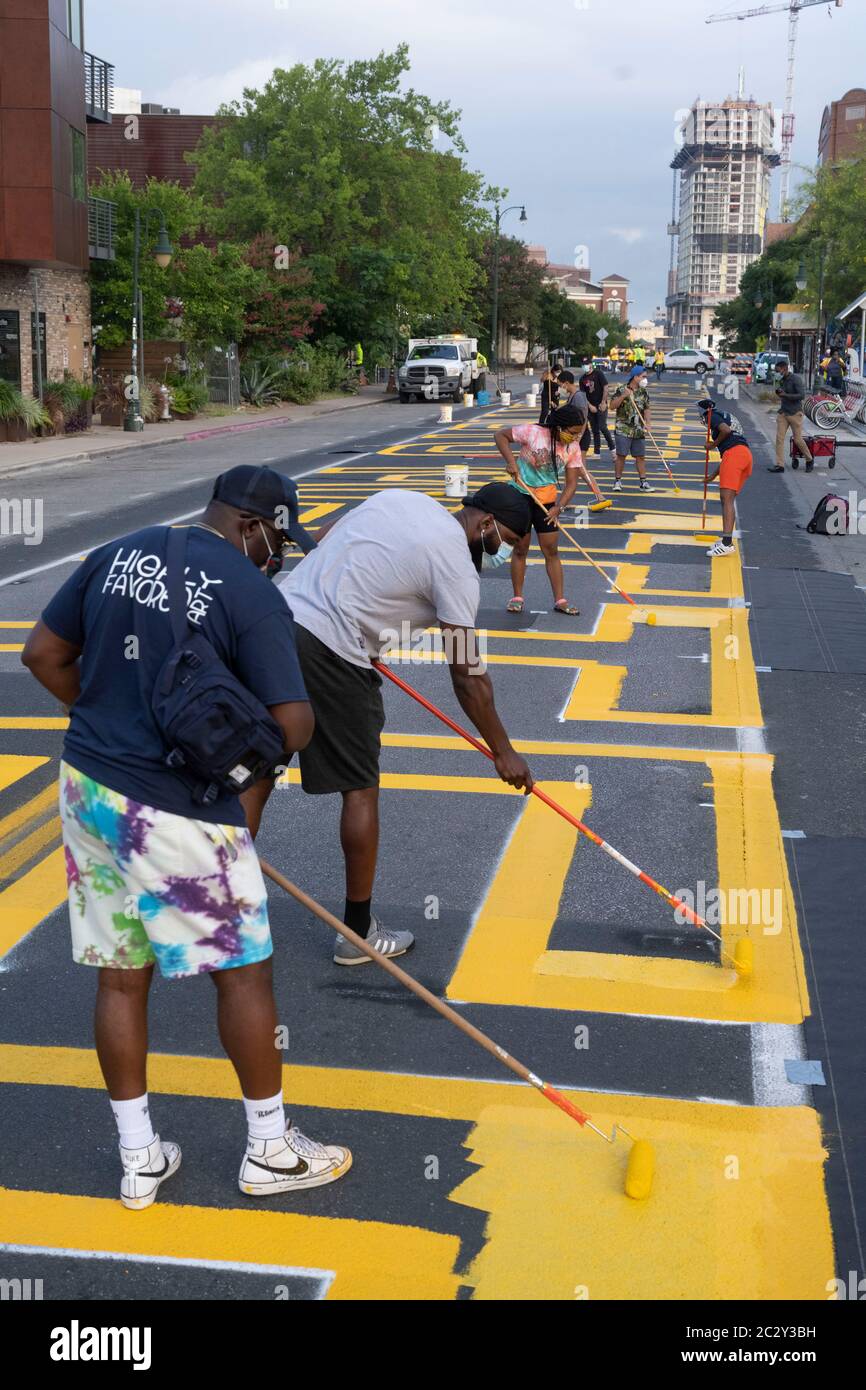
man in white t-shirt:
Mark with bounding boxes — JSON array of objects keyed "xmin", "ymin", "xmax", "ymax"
[{"xmin": 242, "ymin": 484, "xmax": 534, "ymax": 965}]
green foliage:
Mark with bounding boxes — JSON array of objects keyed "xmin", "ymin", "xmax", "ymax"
[
  {"xmin": 88, "ymin": 173, "xmax": 203, "ymax": 349},
  {"xmin": 712, "ymin": 241, "xmax": 802, "ymax": 351},
  {"xmin": 242, "ymin": 235, "xmax": 324, "ymax": 353},
  {"xmin": 240, "ymin": 360, "xmax": 283, "ymax": 406},
  {"xmin": 0, "ymin": 380, "xmax": 51, "ymax": 430},
  {"xmin": 796, "ymin": 131, "xmax": 866, "ymax": 318},
  {"xmin": 189, "ymin": 46, "xmax": 486, "ymax": 347},
  {"xmin": 175, "ymin": 243, "xmax": 263, "ymax": 347}
]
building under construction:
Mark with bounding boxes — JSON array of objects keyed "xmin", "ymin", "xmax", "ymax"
[{"xmin": 666, "ymin": 96, "xmax": 779, "ymax": 350}]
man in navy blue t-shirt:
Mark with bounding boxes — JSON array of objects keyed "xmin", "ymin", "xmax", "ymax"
[{"xmin": 22, "ymin": 466, "xmax": 353, "ymax": 1209}]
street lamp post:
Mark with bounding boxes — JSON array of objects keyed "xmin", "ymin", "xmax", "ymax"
[
  {"xmin": 124, "ymin": 208, "xmax": 174, "ymax": 432},
  {"xmin": 490, "ymin": 202, "xmax": 526, "ymax": 381}
]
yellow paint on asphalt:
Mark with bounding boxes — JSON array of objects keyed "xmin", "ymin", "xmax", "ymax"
[
  {"xmin": 451, "ymin": 1103, "xmax": 833, "ymax": 1301},
  {"xmin": 0, "ymin": 845, "xmax": 66, "ymax": 960},
  {"xmin": 448, "ymin": 757, "xmax": 808, "ymax": 1024},
  {"xmin": 0, "ymin": 1186, "xmax": 461, "ymax": 1302}
]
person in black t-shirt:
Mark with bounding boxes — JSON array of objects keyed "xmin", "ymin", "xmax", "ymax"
[
  {"xmin": 538, "ymin": 365, "xmax": 562, "ymax": 424},
  {"xmin": 578, "ymin": 364, "xmax": 615, "ymax": 456}
]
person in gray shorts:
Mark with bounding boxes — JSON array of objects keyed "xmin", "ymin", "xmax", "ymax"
[
  {"xmin": 610, "ymin": 366, "xmax": 654, "ymax": 492},
  {"xmin": 242, "ymin": 484, "xmax": 535, "ymax": 967}
]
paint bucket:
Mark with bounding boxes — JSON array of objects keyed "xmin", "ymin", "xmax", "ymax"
[
  {"xmin": 444, "ymin": 464, "xmax": 469, "ymax": 498},
  {"xmin": 500, "ymin": 390, "xmax": 511, "ymax": 406},
  {"xmin": 462, "ymin": 393, "xmax": 474, "ymax": 407},
  {"xmin": 438, "ymin": 403, "xmax": 453, "ymax": 424},
  {"xmin": 476, "ymin": 390, "xmax": 490, "ymax": 406},
  {"xmin": 526, "ymin": 391, "xmax": 538, "ymax": 407}
]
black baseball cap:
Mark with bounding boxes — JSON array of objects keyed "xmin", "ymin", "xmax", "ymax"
[
  {"xmin": 211, "ymin": 465, "xmax": 316, "ymax": 554},
  {"xmin": 465, "ymin": 482, "xmax": 532, "ymax": 537}
]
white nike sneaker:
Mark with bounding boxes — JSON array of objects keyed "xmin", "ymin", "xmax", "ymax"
[
  {"xmin": 119, "ymin": 1134, "xmax": 181, "ymax": 1211},
  {"xmin": 612, "ymin": 479, "xmax": 623, "ymax": 492},
  {"xmin": 333, "ymin": 913, "xmax": 414, "ymax": 966},
  {"xmin": 239, "ymin": 1125, "xmax": 352, "ymax": 1196}
]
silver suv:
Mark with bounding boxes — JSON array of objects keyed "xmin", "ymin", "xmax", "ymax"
[{"xmin": 663, "ymin": 347, "xmax": 716, "ymax": 375}]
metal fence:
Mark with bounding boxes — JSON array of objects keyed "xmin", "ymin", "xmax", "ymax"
[
  {"xmin": 85, "ymin": 52, "xmax": 114, "ymax": 122},
  {"xmin": 205, "ymin": 344, "xmax": 240, "ymax": 408},
  {"xmin": 88, "ymin": 197, "xmax": 116, "ymax": 260}
]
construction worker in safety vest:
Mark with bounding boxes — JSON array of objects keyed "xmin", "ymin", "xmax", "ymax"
[
  {"xmin": 474, "ymin": 350, "xmax": 488, "ymax": 395},
  {"xmin": 352, "ymin": 342, "xmax": 367, "ymax": 386},
  {"xmin": 610, "ymin": 344, "xmax": 620, "ymax": 371}
]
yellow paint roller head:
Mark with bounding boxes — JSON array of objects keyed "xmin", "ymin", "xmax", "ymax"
[
  {"xmin": 645, "ymin": 613, "xmax": 657, "ymax": 626},
  {"xmin": 625, "ymin": 1139, "xmax": 655, "ymax": 1200},
  {"xmin": 693, "ymin": 534, "xmax": 717, "ymax": 544},
  {"xmin": 733, "ymin": 939, "xmax": 753, "ymax": 979},
  {"xmin": 589, "ymin": 499, "xmax": 613, "ymax": 512}
]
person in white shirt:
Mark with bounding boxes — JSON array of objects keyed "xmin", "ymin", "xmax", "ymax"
[{"xmin": 242, "ymin": 484, "xmax": 535, "ymax": 965}]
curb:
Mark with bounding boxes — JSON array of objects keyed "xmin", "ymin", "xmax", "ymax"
[{"xmin": 0, "ymin": 391, "xmax": 396, "ymax": 481}]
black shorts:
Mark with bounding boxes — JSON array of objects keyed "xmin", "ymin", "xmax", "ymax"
[
  {"xmin": 529, "ymin": 499, "xmax": 558, "ymax": 535},
  {"xmin": 295, "ymin": 625, "xmax": 385, "ymax": 794}
]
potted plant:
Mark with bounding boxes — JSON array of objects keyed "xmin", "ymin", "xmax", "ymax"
[
  {"xmin": 0, "ymin": 381, "xmax": 51, "ymax": 441},
  {"xmin": 94, "ymin": 375, "xmax": 126, "ymax": 427}
]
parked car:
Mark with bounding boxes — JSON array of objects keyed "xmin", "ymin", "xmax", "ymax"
[
  {"xmin": 662, "ymin": 347, "xmax": 716, "ymax": 375},
  {"xmin": 753, "ymin": 352, "xmax": 790, "ymax": 383}
]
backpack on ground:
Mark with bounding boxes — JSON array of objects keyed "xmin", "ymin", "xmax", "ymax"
[{"xmin": 803, "ymin": 493, "xmax": 848, "ymax": 536}]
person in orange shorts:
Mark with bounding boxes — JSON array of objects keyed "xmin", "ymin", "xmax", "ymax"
[{"xmin": 697, "ymin": 398, "xmax": 752, "ymax": 557}]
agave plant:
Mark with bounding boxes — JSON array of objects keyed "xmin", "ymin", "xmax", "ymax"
[{"xmin": 240, "ymin": 359, "xmax": 283, "ymax": 407}]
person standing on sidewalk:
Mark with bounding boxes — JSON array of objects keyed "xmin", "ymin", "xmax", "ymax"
[
  {"xmin": 578, "ymin": 360, "xmax": 615, "ymax": 457},
  {"xmin": 696, "ymin": 398, "xmax": 753, "ymax": 557},
  {"xmin": 21, "ymin": 467, "xmax": 354, "ymax": 1208},
  {"xmin": 653, "ymin": 348, "xmax": 665, "ymax": 380},
  {"xmin": 769, "ymin": 362, "xmax": 813, "ymax": 473},
  {"xmin": 610, "ymin": 367, "xmax": 654, "ymax": 492}
]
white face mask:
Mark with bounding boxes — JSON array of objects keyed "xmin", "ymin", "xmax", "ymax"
[
  {"xmin": 242, "ymin": 521, "xmax": 283, "ymax": 577},
  {"xmin": 639, "ymin": 377, "xmax": 648, "ymax": 388},
  {"xmin": 481, "ymin": 519, "xmax": 513, "ymax": 569}
]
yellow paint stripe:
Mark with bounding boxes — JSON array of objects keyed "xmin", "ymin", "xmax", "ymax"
[
  {"xmin": 381, "ymin": 733, "xmax": 769, "ymax": 764},
  {"xmin": 0, "ymin": 815, "xmax": 61, "ymax": 879},
  {"xmin": 0, "ymin": 622, "xmax": 35, "ymax": 629},
  {"xmin": 0, "ymin": 718, "xmax": 67, "ymax": 730},
  {"xmin": 278, "ymin": 769, "xmax": 524, "ymax": 795},
  {"xmin": 298, "ymin": 503, "xmax": 342, "ymax": 525},
  {"xmin": 0, "ymin": 845, "xmax": 67, "ymax": 960},
  {"xmin": 0, "ymin": 780, "xmax": 58, "ymax": 845},
  {"xmin": 0, "ymin": 755, "xmax": 50, "ymax": 795},
  {"xmin": 0, "ymin": 644, "xmax": 24, "ymax": 653},
  {"xmin": 0, "ymin": 1187, "xmax": 460, "ymax": 1301}
]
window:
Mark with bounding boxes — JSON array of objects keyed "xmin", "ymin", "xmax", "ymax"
[
  {"xmin": 607, "ymin": 300, "xmax": 622, "ymax": 318},
  {"xmin": 67, "ymin": 0, "xmax": 83, "ymax": 49},
  {"xmin": 70, "ymin": 127, "xmax": 86, "ymax": 201},
  {"xmin": 0, "ymin": 310, "xmax": 22, "ymax": 387},
  {"xmin": 30, "ymin": 312, "xmax": 47, "ymax": 387}
]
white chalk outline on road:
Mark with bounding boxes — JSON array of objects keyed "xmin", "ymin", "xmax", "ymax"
[{"xmin": 0, "ymin": 1242, "xmax": 334, "ymax": 1292}]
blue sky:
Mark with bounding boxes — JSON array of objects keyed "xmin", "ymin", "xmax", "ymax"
[{"xmin": 86, "ymin": 0, "xmax": 864, "ymax": 321}]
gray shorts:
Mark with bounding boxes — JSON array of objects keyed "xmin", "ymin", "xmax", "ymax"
[{"xmin": 615, "ymin": 432, "xmax": 646, "ymax": 458}]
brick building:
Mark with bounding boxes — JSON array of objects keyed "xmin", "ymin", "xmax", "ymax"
[
  {"xmin": 0, "ymin": 0, "xmax": 114, "ymax": 395},
  {"xmin": 818, "ymin": 88, "xmax": 866, "ymax": 166},
  {"xmin": 527, "ymin": 246, "xmax": 630, "ymax": 319},
  {"xmin": 87, "ymin": 105, "xmax": 219, "ymax": 189}
]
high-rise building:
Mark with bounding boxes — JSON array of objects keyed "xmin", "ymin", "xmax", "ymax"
[{"xmin": 666, "ymin": 96, "xmax": 779, "ymax": 350}]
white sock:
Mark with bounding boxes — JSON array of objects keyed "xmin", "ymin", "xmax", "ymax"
[
  {"xmin": 111, "ymin": 1095, "xmax": 156, "ymax": 1151},
  {"xmin": 244, "ymin": 1091, "xmax": 286, "ymax": 1141}
]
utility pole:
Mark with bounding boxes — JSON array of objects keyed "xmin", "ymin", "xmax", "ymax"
[{"xmin": 489, "ymin": 201, "xmax": 527, "ymax": 380}]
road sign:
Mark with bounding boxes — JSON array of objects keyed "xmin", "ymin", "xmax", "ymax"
[{"xmin": 596, "ymin": 329, "xmax": 608, "ymax": 344}]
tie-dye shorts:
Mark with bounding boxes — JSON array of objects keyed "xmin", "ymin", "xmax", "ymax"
[{"xmin": 59, "ymin": 762, "xmax": 272, "ymax": 980}]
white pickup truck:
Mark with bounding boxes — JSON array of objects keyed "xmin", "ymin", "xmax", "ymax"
[{"xmin": 398, "ymin": 335, "xmax": 478, "ymax": 402}]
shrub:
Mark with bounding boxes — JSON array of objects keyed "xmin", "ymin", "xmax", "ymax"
[{"xmin": 240, "ymin": 360, "xmax": 283, "ymax": 406}]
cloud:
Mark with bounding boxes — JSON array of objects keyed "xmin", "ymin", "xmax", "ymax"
[
  {"xmin": 150, "ymin": 57, "xmax": 288, "ymax": 114},
  {"xmin": 609, "ymin": 228, "xmax": 646, "ymax": 245}
]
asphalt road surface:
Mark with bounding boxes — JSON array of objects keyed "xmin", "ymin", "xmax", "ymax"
[{"xmin": 0, "ymin": 372, "xmax": 862, "ymax": 1300}]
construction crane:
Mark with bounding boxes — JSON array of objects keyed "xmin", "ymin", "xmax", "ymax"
[{"xmin": 706, "ymin": 0, "xmax": 844, "ymax": 221}]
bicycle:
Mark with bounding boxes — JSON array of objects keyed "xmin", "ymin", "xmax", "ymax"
[{"xmin": 812, "ymin": 389, "xmax": 866, "ymax": 429}]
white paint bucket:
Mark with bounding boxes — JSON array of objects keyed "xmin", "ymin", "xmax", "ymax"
[
  {"xmin": 444, "ymin": 464, "xmax": 469, "ymax": 498},
  {"xmin": 462, "ymin": 392, "xmax": 474, "ymax": 407},
  {"xmin": 526, "ymin": 391, "xmax": 538, "ymax": 407},
  {"xmin": 438, "ymin": 403, "xmax": 453, "ymax": 424},
  {"xmin": 500, "ymin": 391, "xmax": 511, "ymax": 406}
]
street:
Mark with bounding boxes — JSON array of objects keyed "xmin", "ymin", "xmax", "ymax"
[{"xmin": 0, "ymin": 373, "xmax": 860, "ymax": 1301}]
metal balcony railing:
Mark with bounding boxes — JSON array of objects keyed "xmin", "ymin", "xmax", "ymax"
[
  {"xmin": 88, "ymin": 197, "xmax": 116, "ymax": 261},
  {"xmin": 85, "ymin": 52, "xmax": 114, "ymax": 122}
]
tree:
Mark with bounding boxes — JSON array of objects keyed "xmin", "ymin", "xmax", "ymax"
[
  {"xmin": 472, "ymin": 236, "xmax": 547, "ymax": 356},
  {"xmin": 242, "ymin": 235, "xmax": 325, "ymax": 354},
  {"xmin": 796, "ymin": 132, "xmax": 866, "ymax": 320},
  {"xmin": 174, "ymin": 243, "xmax": 263, "ymax": 347},
  {"xmin": 189, "ymin": 46, "xmax": 486, "ymax": 351},
  {"xmin": 712, "ymin": 241, "xmax": 804, "ymax": 351},
  {"xmin": 88, "ymin": 173, "xmax": 203, "ymax": 349}
]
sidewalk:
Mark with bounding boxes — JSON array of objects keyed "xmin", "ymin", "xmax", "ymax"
[
  {"xmin": 739, "ymin": 382, "xmax": 866, "ymax": 587},
  {"xmin": 0, "ymin": 383, "xmax": 396, "ymax": 478}
]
